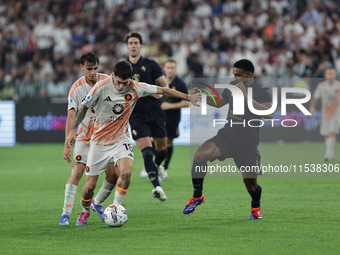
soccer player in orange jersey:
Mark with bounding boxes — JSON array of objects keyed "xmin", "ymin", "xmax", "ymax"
[
  {"xmin": 65, "ymin": 60, "xmax": 201, "ymax": 226},
  {"xmin": 309, "ymin": 68, "xmax": 340, "ymax": 161},
  {"xmin": 59, "ymin": 52, "xmax": 119, "ymax": 226}
]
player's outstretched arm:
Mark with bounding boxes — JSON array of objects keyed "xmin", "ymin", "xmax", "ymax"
[
  {"xmin": 309, "ymin": 98, "xmax": 318, "ymax": 115},
  {"xmin": 65, "ymin": 105, "xmax": 88, "ymax": 149},
  {"xmin": 157, "ymin": 87, "xmax": 201, "ymax": 106}
]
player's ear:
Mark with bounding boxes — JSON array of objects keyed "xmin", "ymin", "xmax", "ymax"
[{"xmin": 80, "ymin": 65, "xmax": 84, "ymax": 71}]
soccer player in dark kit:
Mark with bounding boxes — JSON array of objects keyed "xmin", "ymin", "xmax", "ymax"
[
  {"xmin": 183, "ymin": 59, "xmax": 273, "ymax": 219},
  {"xmin": 124, "ymin": 32, "xmax": 169, "ymax": 201},
  {"xmin": 161, "ymin": 59, "xmax": 189, "ymax": 173}
]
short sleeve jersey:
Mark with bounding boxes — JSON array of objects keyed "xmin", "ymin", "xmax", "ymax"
[
  {"xmin": 313, "ymin": 80, "xmax": 340, "ymax": 120},
  {"xmin": 220, "ymin": 78, "xmax": 272, "ymax": 150},
  {"xmin": 67, "ymin": 73, "xmax": 108, "ymax": 142},
  {"xmin": 127, "ymin": 56, "xmax": 163, "ymax": 108},
  {"xmin": 82, "ymin": 74, "xmax": 158, "ymax": 145},
  {"xmin": 163, "ymin": 76, "xmax": 188, "ymax": 119}
]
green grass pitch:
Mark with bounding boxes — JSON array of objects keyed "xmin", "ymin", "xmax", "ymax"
[{"xmin": 0, "ymin": 143, "xmax": 339, "ymax": 255}]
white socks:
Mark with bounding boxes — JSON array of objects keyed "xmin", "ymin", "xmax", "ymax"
[
  {"xmin": 62, "ymin": 184, "xmax": 77, "ymax": 215},
  {"xmin": 94, "ymin": 179, "xmax": 116, "ymax": 205}
]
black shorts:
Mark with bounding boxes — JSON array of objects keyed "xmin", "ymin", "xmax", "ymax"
[
  {"xmin": 165, "ymin": 113, "xmax": 180, "ymax": 140},
  {"xmin": 129, "ymin": 105, "xmax": 167, "ymax": 140},
  {"xmin": 209, "ymin": 129, "xmax": 262, "ymax": 175}
]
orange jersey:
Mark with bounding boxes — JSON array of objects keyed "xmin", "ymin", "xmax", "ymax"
[
  {"xmin": 82, "ymin": 74, "xmax": 158, "ymax": 145},
  {"xmin": 67, "ymin": 73, "xmax": 109, "ymax": 141},
  {"xmin": 313, "ymin": 80, "xmax": 340, "ymax": 120}
]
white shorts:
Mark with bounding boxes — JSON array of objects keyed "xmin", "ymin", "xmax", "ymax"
[
  {"xmin": 73, "ymin": 140, "xmax": 90, "ymax": 164},
  {"xmin": 85, "ymin": 138, "xmax": 134, "ymax": 176},
  {"xmin": 320, "ymin": 118, "xmax": 340, "ymax": 136}
]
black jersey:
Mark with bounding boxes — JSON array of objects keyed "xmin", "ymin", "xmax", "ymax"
[
  {"xmin": 127, "ymin": 56, "xmax": 164, "ymax": 109},
  {"xmin": 163, "ymin": 76, "xmax": 188, "ymax": 119},
  {"xmin": 220, "ymin": 78, "xmax": 272, "ymax": 152}
]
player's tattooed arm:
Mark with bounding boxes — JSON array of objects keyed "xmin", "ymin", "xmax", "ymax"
[
  {"xmin": 70, "ymin": 105, "xmax": 88, "ymax": 131},
  {"xmin": 65, "ymin": 105, "xmax": 88, "ymax": 148}
]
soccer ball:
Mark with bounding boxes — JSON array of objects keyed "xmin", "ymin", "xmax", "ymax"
[{"xmin": 103, "ymin": 204, "xmax": 128, "ymax": 227}]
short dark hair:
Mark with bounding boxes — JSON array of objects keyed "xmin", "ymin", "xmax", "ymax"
[
  {"xmin": 80, "ymin": 52, "xmax": 99, "ymax": 65},
  {"xmin": 124, "ymin": 32, "xmax": 143, "ymax": 44},
  {"xmin": 114, "ymin": 60, "xmax": 132, "ymax": 79},
  {"xmin": 233, "ymin": 59, "xmax": 254, "ymax": 74}
]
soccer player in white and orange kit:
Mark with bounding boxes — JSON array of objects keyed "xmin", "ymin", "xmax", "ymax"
[
  {"xmin": 59, "ymin": 52, "xmax": 119, "ymax": 226},
  {"xmin": 310, "ymin": 68, "xmax": 340, "ymax": 161},
  {"xmin": 65, "ymin": 60, "xmax": 201, "ymax": 226}
]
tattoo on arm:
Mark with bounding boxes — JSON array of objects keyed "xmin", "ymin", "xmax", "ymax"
[{"xmin": 71, "ymin": 106, "xmax": 88, "ymax": 130}]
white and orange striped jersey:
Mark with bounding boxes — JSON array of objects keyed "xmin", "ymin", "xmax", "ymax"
[
  {"xmin": 82, "ymin": 74, "xmax": 158, "ymax": 145},
  {"xmin": 313, "ymin": 80, "xmax": 340, "ymax": 120},
  {"xmin": 67, "ymin": 73, "xmax": 109, "ymax": 142}
]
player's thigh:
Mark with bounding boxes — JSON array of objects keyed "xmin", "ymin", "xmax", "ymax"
[
  {"xmin": 105, "ymin": 163, "xmax": 120, "ymax": 184},
  {"xmin": 73, "ymin": 140, "xmax": 90, "ymax": 164},
  {"xmin": 112, "ymin": 138, "xmax": 134, "ymax": 175},
  {"xmin": 150, "ymin": 107, "xmax": 167, "ymax": 138},
  {"xmin": 194, "ymin": 141, "xmax": 222, "ymax": 162}
]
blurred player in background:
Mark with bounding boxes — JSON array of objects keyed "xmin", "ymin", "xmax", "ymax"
[
  {"xmin": 183, "ymin": 59, "xmax": 273, "ymax": 220},
  {"xmin": 309, "ymin": 68, "xmax": 340, "ymax": 161},
  {"xmin": 65, "ymin": 60, "xmax": 201, "ymax": 226},
  {"xmin": 59, "ymin": 52, "xmax": 119, "ymax": 225},
  {"xmin": 124, "ymin": 32, "xmax": 169, "ymax": 200},
  {"xmin": 161, "ymin": 59, "xmax": 189, "ymax": 174}
]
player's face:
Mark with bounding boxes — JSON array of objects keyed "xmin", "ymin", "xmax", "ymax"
[
  {"xmin": 114, "ymin": 76, "xmax": 130, "ymax": 92},
  {"xmin": 232, "ymin": 67, "xmax": 252, "ymax": 85},
  {"xmin": 81, "ymin": 62, "xmax": 99, "ymax": 84},
  {"xmin": 164, "ymin": 62, "xmax": 176, "ymax": 78},
  {"xmin": 127, "ymin": 37, "xmax": 143, "ymax": 58},
  {"xmin": 325, "ymin": 69, "xmax": 336, "ymax": 82}
]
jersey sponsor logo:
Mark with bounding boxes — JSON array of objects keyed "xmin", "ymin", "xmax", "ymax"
[
  {"xmin": 141, "ymin": 66, "xmax": 146, "ymax": 72},
  {"xmin": 112, "ymin": 104, "xmax": 124, "ymax": 114},
  {"xmin": 104, "ymin": 96, "xmax": 112, "ymax": 101},
  {"xmin": 84, "ymin": 95, "xmax": 92, "ymax": 103},
  {"xmin": 86, "ymin": 166, "xmax": 90, "ymax": 172},
  {"xmin": 76, "ymin": 155, "xmax": 82, "ymax": 161},
  {"xmin": 125, "ymin": 94, "xmax": 132, "ymax": 101},
  {"xmin": 132, "ymin": 73, "xmax": 140, "ymax": 82}
]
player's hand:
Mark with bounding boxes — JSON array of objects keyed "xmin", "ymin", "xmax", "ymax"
[
  {"xmin": 152, "ymin": 94, "xmax": 163, "ymax": 99},
  {"xmin": 190, "ymin": 87, "xmax": 201, "ymax": 95},
  {"xmin": 161, "ymin": 102, "xmax": 171, "ymax": 110},
  {"xmin": 65, "ymin": 131, "xmax": 76, "ymax": 149},
  {"xmin": 190, "ymin": 92, "xmax": 202, "ymax": 107},
  {"xmin": 235, "ymin": 82, "xmax": 247, "ymax": 100},
  {"xmin": 63, "ymin": 146, "xmax": 72, "ymax": 163}
]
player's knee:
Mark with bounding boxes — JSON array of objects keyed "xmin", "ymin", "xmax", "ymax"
[
  {"xmin": 194, "ymin": 151, "xmax": 208, "ymax": 163},
  {"xmin": 245, "ymin": 184, "xmax": 257, "ymax": 193},
  {"xmin": 70, "ymin": 167, "xmax": 85, "ymax": 182},
  {"xmin": 119, "ymin": 170, "xmax": 131, "ymax": 183},
  {"xmin": 142, "ymin": 147, "xmax": 153, "ymax": 159}
]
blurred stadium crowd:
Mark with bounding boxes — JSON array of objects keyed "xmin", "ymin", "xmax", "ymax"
[{"xmin": 0, "ymin": 0, "xmax": 339, "ymax": 102}]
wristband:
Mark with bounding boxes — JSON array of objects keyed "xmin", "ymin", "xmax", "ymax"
[{"xmin": 185, "ymin": 95, "xmax": 190, "ymax": 101}]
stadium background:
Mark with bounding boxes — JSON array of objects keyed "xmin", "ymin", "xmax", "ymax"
[{"xmin": 0, "ymin": 1, "xmax": 340, "ymax": 255}]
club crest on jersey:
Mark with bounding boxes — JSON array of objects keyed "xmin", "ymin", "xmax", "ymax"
[
  {"xmin": 112, "ymin": 104, "xmax": 124, "ymax": 114},
  {"xmin": 76, "ymin": 155, "xmax": 82, "ymax": 161},
  {"xmin": 125, "ymin": 94, "xmax": 132, "ymax": 101},
  {"xmin": 132, "ymin": 74, "xmax": 140, "ymax": 82},
  {"xmin": 86, "ymin": 166, "xmax": 90, "ymax": 172},
  {"xmin": 141, "ymin": 66, "xmax": 146, "ymax": 72}
]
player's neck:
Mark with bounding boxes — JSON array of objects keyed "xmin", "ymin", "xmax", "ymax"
[
  {"xmin": 245, "ymin": 78, "xmax": 254, "ymax": 87},
  {"xmin": 166, "ymin": 76, "xmax": 175, "ymax": 84},
  {"xmin": 85, "ymin": 76, "xmax": 97, "ymax": 87},
  {"xmin": 129, "ymin": 54, "xmax": 141, "ymax": 64}
]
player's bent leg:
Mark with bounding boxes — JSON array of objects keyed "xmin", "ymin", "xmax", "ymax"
[
  {"xmin": 243, "ymin": 175, "xmax": 262, "ymax": 220},
  {"xmin": 114, "ymin": 158, "xmax": 133, "ymax": 205},
  {"xmin": 136, "ymin": 137, "xmax": 153, "ymax": 178},
  {"xmin": 76, "ymin": 175, "xmax": 99, "ymax": 226},
  {"xmin": 153, "ymin": 137, "xmax": 168, "ymax": 181},
  {"xmin": 59, "ymin": 162, "xmax": 86, "ymax": 225},
  {"xmin": 91, "ymin": 164, "xmax": 119, "ymax": 221}
]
